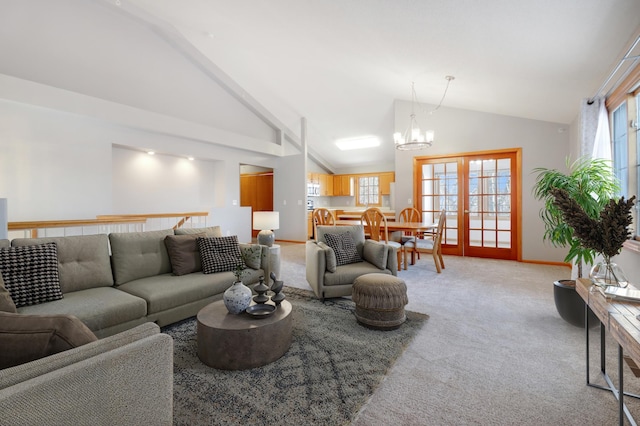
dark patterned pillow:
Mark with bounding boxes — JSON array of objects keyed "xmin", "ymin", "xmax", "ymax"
[
  {"xmin": 197, "ymin": 236, "xmax": 245, "ymax": 274},
  {"xmin": 324, "ymin": 232, "xmax": 362, "ymax": 266},
  {"xmin": 0, "ymin": 243, "xmax": 63, "ymax": 308}
]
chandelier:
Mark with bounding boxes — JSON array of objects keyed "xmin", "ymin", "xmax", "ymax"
[{"xmin": 394, "ymin": 76, "xmax": 454, "ymax": 150}]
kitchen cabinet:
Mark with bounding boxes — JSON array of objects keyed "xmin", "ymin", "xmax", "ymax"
[
  {"xmin": 379, "ymin": 172, "xmax": 395, "ymax": 195},
  {"xmin": 307, "ymin": 211, "xmax": 313, "ymax": 239},
  {"xmin": 333, "ymin": 175, "xmax": 353, "ymax": 196},
  {"xmin": 319, "ymin": 174, "xmax": 334, "ymax": 196}
]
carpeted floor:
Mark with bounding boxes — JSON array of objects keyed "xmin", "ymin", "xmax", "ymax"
[
  {"xmin": 165, "ymin": 287, "xmax": 427, "ymax": 425},
  {"xmin": 277, "ymin": 242, "xmax": 640, "ymax": 425}
]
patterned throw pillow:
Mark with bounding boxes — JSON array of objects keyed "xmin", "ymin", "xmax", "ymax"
[
  {"xmin": 0, "ymin": 243, "xmax": 63, "ymax": 308},
  {"xmin": 324, "ymin": 232, "xmax": 362, "ymax": 266},
  {"xmin": 240, "ymin": 243, "xmax": 262, "ymax": 270},
  {"xmin": 197, "ymin": 236, "xmax": 245, "ymax": 274}
]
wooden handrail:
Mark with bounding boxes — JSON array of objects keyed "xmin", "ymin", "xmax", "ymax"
[
  {"xmin": 96, "ymin": 212, "xmax": 208, "ymax": 219},
  {"xmin": 8, "ymin": 218, "xmax": 147, "ymax": 230}
]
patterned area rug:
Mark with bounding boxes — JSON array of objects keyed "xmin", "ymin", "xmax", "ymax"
[{"xmin": 163, "ymin": 287, "xmax": 428, "ymax": 425}]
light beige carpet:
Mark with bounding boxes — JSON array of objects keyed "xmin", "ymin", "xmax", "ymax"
[{"xmin": 279, "ymin": 242, "xmax": 640, "ymax": 425}]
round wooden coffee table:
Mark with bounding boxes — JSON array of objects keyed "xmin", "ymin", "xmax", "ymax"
[{"xmin": 197, "ymin": 299, "xmax": 292, "ymax": 370}]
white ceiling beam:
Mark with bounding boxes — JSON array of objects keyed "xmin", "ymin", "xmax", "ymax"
[{"xmin": 100, "ymin": 0, "xmax": 302, "ymax": 150}]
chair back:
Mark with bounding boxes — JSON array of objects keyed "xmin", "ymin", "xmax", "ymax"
[
  {"xmin": 361, "ymin": 207, "xmax": 389, "ymax": 242},
  {"xmin": 312, "ymin": 208, "xmax": 335, "ymax": 239},
  {"xmin": 433, "ymin": 211, "xmax": 446, "ymax": 246},
  {"xmin": 399, "ymin": 207, "xmax": 421, "ymax": 223}
]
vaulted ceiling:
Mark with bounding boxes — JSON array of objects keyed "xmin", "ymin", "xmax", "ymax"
[
  {"xmin": 4, "ymin": 1, "xmax": 640, "ymax": 171},
  {"xmin": 127, "ymin": 0, "xmax": 640, "ymax": 171}
]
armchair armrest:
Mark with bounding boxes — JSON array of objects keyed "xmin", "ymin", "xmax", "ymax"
[
  {"xmin": 385, "ymin": 245, "xmax": 398, "ymax": 276},
  {"xmin": 306, "ymin": 241, "xmax": 326, "ymax": 298}
]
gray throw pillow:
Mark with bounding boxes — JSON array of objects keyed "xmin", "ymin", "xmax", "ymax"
[
  {"xmin": 324, "ymin": 232, "xmax": 362, "ymax": 266},
  {"xmin": 197, "ymin": 235, "xmax": 245, "ymax": 274},
  {"xmin": 317, "ymin": 241, "xmax": 337, "ymax": 273},
  {"xmin": 363, "ymin": 239, "xmax": 389, "ymax": 270},
  {"xmin": 0, "ymin": 271, "xmax": 17, "ymax": 313},
  {"xmin": 0, "ymin": 243, "xmax": 63, "ymax": 308},
  {"xmin": 240, "ymin": 243, "xmax": 262, "ymax": 270},
  {"xmin": 164, "ymin": 233, "xmax": 206, "ymax": 276},
  {"xmin": 0, "ymin": 312, "xmax": 97, "ymax": 369}
]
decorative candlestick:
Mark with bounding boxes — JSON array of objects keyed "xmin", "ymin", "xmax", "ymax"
[{"xmin": 253, "ymin": 276, "xmax": 270, "ymax": 304}]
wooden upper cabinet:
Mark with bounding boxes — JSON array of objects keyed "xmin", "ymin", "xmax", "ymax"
[
  {"xmin": 379, "ymin": 172, "xmax": 395, "ymax": 195},
  {"xmin": 319, "ymin": 174, "xmax": 334, "ymax": 196},
  {"xmin": 333, "ymin": 175, "xmax": 352, "ymax": 196}
]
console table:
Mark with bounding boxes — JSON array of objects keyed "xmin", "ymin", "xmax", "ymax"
[{"xmin": 576, "ymin": 278, "xmax": 640, "ymax": 425}]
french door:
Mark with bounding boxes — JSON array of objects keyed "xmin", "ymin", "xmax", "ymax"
[{"xmin": 414, "ymin": 149, "xmax": 521, "ymax": 260}]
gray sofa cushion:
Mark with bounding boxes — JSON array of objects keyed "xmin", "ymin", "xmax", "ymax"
[
  {"xmin": 117, "ymin": 272, "xmax": 236, "ymax": 315},
  {"xmin": 17, "ymin": 287, "xmax": 148, "ymax": 333},
  {"xmin": 0, "ymin": 240, "xmax": 8, "ymax": 249},
  {"xmin": 11, "ymin": 235, "xmax": 113, "ymax": 293},
  {"xmin": 110, "ymin": 229, "xmax": 173, "ymax": 285},
  {"xmin": 0, "ymin": 311, "xmax": 97, "ymax": 369},
  {"xmin": 175, "ymin": 226, "xmax": 222, "ymax": 237},
  {"xmin": 323, "ymin": 261, "xmax": 391, "ymax": 287},
  {"xmin": 0, "ymin": 243, "xmax": 63, "ymax": 307}
]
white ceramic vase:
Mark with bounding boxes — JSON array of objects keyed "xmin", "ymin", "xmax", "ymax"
[{"xmin": 223, "ymin": 281, "xmax": 252, "ymax": 314}]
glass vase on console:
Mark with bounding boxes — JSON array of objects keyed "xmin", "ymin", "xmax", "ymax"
[{"xmin": 590, "ymin": 256, "xmax": 629, "ymax": 288}]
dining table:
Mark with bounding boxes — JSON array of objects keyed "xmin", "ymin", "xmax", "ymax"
[{"xmin": 333, "ymin": 219, "xmax": 437, "ymax": 233}]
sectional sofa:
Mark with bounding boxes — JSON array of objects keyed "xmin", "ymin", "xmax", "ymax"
[{"xmin": 0, "ymin": 226, "xmax": 270, "ymax": 338}]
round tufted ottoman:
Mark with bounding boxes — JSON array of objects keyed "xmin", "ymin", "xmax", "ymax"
[{"xmin": 352, "ymin": 273, "xmax": 408, "ymax": 330}]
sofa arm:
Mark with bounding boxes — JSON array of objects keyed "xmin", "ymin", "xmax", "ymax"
[
  {"xmin": 385, "ymin": 245, "xmax": 398, "ymax": 276},
  {"xmin": 306, "ymin": 241, "xmax": 326, "ymax": 298},
  {"xmin": 0, "ymin": 323, "xmax": 173, "ymax": 425}
]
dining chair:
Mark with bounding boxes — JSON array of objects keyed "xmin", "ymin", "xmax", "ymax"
[
  {"xmin": 361, "ymin": 207, "xmax": 403, "ymax": 268},
  {"xmin": 404, "ymin": 211, "xmax": 445, "ymax": 273},
  {"xmin": 312, "ymin": 208, "xmax": 335, "ymax": 239},
  {"xmin": 395, "ymin": 207, "xmax": 421, "ymax": 270}
]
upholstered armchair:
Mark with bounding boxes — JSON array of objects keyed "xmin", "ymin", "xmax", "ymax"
[{"xmin": 306, "ymin": 225, "xmax": 398, "ymax": 300}]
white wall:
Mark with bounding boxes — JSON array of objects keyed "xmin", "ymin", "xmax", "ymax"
[
  {"xmin": 0, "ymin": 101, "xmax": 112, "ymax": 221},
  {"xmin": 394, "ymin": 100, "xmax": 571, "ymax": 263}
]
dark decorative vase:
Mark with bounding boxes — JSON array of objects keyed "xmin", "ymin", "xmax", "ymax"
[{"xmin": 553, "ymin": 279, "xmax": 597, "ymax": 328}]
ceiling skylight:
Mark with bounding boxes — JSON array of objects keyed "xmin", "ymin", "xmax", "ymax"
[{"xmin": 335, "ymin": 136, "xmax": 380, "ymax": 151}]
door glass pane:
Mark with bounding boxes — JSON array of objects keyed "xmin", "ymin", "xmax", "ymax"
[
  {"xmin": 498, "ymin": 231, "xmax": 511, "ymax": 248},
  {"xmin": 483, "ymin": 230, "xmax": 497, "ymax": 247},
  {"xmin": 469, "ymin": 229, "xmax": 482, "ymax": 247}
]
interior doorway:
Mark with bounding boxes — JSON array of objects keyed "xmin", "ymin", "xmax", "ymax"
[
  {"xmin": 414, "ymin": 148, "xmax": 521, "ymax": 261},
  {"xmin": 240, "ymin": 165, "xmax": 274, "ymax": 239}
]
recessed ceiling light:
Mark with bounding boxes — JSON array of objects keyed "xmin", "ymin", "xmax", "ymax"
[
  {"xmin": 147, "ymin": 151, "xmax": 155, "ymax": 155},
  {"xmin": 187, "ymin": 156, "xmax": 195, "ymax": 161},
  {"xmin": 335, "ymin": 136, "xmax": 380, "ymax": 151}
]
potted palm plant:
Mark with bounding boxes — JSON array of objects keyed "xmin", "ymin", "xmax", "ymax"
[{"xmin": 532, "ymin": 156, "xmax": 619, "ymax": 327}]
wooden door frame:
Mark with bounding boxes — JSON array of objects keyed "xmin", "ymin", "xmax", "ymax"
[{"xmin": 413, "ymin": 148, "xmax": 522, "ymax": 261}]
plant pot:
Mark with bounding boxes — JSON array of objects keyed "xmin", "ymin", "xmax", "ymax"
[{"xmin": 553, "ymin": 279, "xmax": 598, "ymax": 328}]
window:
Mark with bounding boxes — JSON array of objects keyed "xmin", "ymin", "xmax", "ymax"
[
  {"xmin": 610, "ymin": 67, "xmax": 640, "ymax": 236},
  {"xmin": 612, "ymin": 103, "xmax": 628, "ymax": 197},
  {"xmin": 357, "ymin": 175, "xmax": 379, "ymax": 206}
]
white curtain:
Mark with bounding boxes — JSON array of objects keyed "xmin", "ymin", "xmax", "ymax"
[
  {"xmin": 592, "ymin": 98, "xmax": 612, "ymax": 160},
  {"xmin": 580, "ymin": 98, "xmax": 601, "ymax": 157}
]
